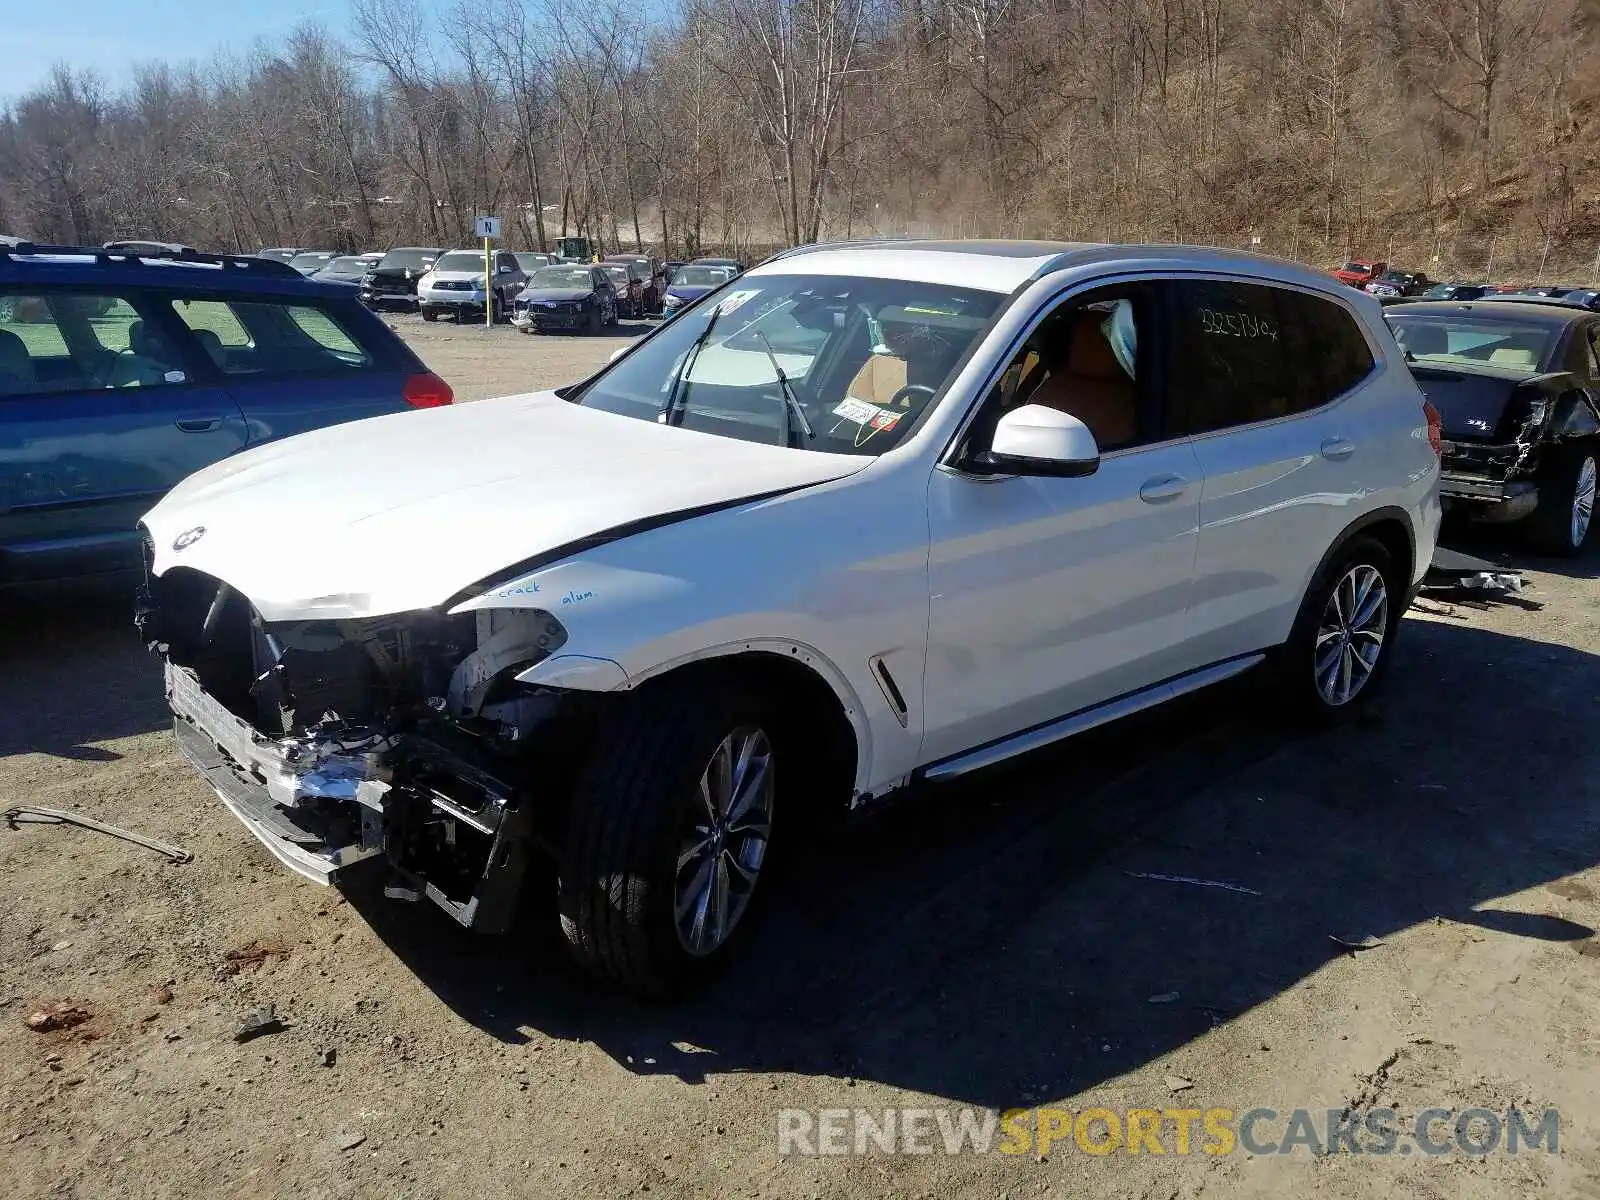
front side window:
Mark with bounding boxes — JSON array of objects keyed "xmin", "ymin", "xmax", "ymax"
[
  {"xmin": 963, "ymin": 283, "xmax": 1156, "ymax": 456},
  {"xmin": 573, "ymin": 273, "xmax": 1002, "ymax": 455},
  {"xmin": 0, "ymin": 291, "xmax": 188, "ymax": 397},
  {"xmin": 1169, "ymin": 280, "xmax": 1374, "ymax": 435},
  {"xmin": 168, "ymin": 298, "xmax": 373, "ymax": 376}
]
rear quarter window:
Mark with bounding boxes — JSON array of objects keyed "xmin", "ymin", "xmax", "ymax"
[
  {"xmin": 168, "ymin": 296, "xmax": 377, "ymax": 377},
  {"xmin": 1171, "ymin": 280, "xmax": 1375, "ymax": 435}
]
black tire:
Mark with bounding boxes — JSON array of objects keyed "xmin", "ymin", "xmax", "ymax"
[
  {"xmin": 586, "ymin": 304, "xmax": 602, "ymax": 335},
  {"xmin": 1269, "ymin": 535, "xmax": 1401, "ymax": 722},
  {"xmin": 421, "ymin": 308, "xmax": 438, "ymax": 323},
  {"xmin": 1525, "ymin": 444, "xmax": 1597, "ymax": 557},
  {"xmin": 605, "ymin": 299, "xmax": 619, "ymax": 327},
  {"xmin": 557, "ymin": 680, "xmax": 779, "ymax": 997},
  {"xmin": 490, "ymin": 295, "xmax": 504, "ymax": 324}
]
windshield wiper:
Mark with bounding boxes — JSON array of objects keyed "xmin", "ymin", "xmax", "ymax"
[
  {"xmin": 754, "ymin": 331, "xmax": 814, "ymax": 447},
  {"xmin": 659, "ymin": 301, "xmax": 723, "ymax": 427}
]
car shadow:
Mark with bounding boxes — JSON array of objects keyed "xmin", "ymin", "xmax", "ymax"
[
  {"xmin": 0, "ymin": 581, "xmax": 167, "ymax": 760},
  {"xmin": 353, "ymin": 612, "xmax": 1600, "ymax": 1109}
]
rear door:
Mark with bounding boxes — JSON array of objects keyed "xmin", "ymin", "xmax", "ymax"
[
  {"xmin": 0, "ymin": 286, "xmax": 248, "ymax": 582},
  {"xmin": 1169, "ymin": 278, "xmax": 1382, "ymax": 665},
  {"xmin": 163, "ymin": 293, "xmax": 422, "ymax": 445}
]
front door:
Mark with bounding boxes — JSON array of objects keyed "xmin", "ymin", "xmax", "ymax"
[{"xmin": 920, "ymin": 281, "xmax": 1203, "ymax": 764}]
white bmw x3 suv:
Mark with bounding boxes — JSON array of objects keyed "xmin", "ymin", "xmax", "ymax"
[{"xmin": 139, "ymin": 240, "xmax": 1441, "ymax": 995}]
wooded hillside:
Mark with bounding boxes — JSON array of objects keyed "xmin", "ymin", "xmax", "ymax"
[{"xmin": 2, "ymin": 0, "xmax": 1596, "ymax": 280}]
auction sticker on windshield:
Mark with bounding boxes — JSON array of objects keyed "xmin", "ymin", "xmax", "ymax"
[{"xmin": 714, "ymin": 288, "xmax": 761, "ymax": 315}]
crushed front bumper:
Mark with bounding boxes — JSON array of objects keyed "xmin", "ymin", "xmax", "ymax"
[
  {"xmin": 168, "ymin": 661, "xmax": 387, "ymax": 884},
  {"xmin": 166, "ymin": 660, "xmax": 536, "ymax": 932}
]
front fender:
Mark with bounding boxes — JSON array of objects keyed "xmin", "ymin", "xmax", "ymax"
[{"xmin": 451, "ymin": 552, "xmax": 919, "ymax": 797}]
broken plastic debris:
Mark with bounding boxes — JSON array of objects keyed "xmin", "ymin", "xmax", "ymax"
[
  {"xmin": 1125, "ymin": 871, "xmax": 1262, "ymax": 896},
  {"xmin": 1165, "ymin": 1074, "xmax": 1195, "ymax": 1093},
  {"xmin": 1329, "ymin": 933, "xmax": 1386, "ymax": 952}
]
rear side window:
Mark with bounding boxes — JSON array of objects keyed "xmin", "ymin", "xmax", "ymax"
[
  {"xmin": 167, "ymin": 297, "xmax": 374, "ymax": 377},
  {"xmin": 0, "ymin": 291, "xmax": 189, "ymax": 397},
  {"xmin": 1169, "ymin": 281, "xmax": 1375, "ymax": 435}
]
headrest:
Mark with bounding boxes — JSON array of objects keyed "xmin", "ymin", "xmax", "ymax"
[{"xmin": 1067, "ymin": 311, "xmax": 1123, "ymax": 379}]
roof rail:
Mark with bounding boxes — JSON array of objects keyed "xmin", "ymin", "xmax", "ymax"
[{"xmin": 0, "ymin": 241, "xmax": 303, "ymax": 277}]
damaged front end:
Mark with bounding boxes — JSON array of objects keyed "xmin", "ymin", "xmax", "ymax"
[{"xmin": 139, "ymin": 560, "xmax": 594, "ymax": 933}]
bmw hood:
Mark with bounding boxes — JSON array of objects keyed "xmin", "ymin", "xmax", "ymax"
[
  {"xmin": 141, "ymin": 394, "xmax": 869, "ymax": 621},
  {"xmin": 668, "ymin": 286, "xmax": 715, "ymax": 302}
]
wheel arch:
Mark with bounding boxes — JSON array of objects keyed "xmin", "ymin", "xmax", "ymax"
[
  {"xmin": 1305, "ymin": 506, "xmax": 1417, "ymax": 604},
  {"xmin": 624, "ymin": 642, "xmax": 866, "ymax": 811}
]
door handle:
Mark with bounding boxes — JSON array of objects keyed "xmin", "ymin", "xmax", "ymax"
[
  {"xmin": 175, "ymin": 417, "xmax": 224, "ymax": 433},
  {"xmin": 1320, "ymin": 437, "xmax": 1356, "ymax": 461},
  {"xmin": 1139, "ymin": 474, "xmax": 1189, "ymax": 503}
]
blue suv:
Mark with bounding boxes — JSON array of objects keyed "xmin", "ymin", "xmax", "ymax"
[{"xmin": 0, "ymin": 243, "xmax": 453, "ymax": 588}]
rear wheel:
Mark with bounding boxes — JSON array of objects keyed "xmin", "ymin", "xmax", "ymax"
[
  {"xmin": 421, "ymin": 308, "xmax": 438, "ymax": 323},
  {"xmin": 558, "ymin": 682, "xmax": 778, "ymax": 997},
  {"xmin": 1271, "ymin": 535, "xmax": 1399, "ymax": 721},
  {"xmin": 1525, "ymin": 445, "xmax": 1596, "ymax": 556}
]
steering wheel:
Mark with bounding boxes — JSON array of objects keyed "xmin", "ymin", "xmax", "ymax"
[{"xmin": 886, "ymin": 384, "xmax": 936, "ymax": 410}]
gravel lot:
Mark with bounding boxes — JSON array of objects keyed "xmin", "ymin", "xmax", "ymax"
[{"xmin": 3, "ymin": 315, "xmax": 1599, "ymax": 1199}]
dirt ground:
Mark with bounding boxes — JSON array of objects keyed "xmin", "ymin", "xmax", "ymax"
[{"xmin": 3, "ymin": 316, "xmax": 1600, "ymax": 1199}]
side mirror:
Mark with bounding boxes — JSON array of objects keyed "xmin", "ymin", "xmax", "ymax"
[{"xmin": 968, "ymin": 404, "xmax": 1101, "ymax": 477}]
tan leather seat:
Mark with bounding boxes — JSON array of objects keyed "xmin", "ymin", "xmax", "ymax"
[{"xmin": 1027, "ymin": 312, "xmax": 1137, "ymax": 448}]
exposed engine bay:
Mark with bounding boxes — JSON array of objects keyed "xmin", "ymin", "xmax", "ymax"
[{"xmin": 138, "ymin": 563, "xmax": 594, "ymax": 932}]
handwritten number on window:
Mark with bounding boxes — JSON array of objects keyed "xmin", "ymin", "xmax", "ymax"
[{"xmin": 1200, "ymin": 307, "xmax": 1278, "ymax": 341}]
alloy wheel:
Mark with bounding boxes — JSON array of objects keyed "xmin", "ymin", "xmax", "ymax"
[
  {"xmin": 1313, "ymin": 563, "xmax": 1389, "ymax": 707},
  {"xmin": 1571, "ymin": 456, "xmax": 1596, "ymax": 549},
  {"xmin": 674, "ymin": 726, "xmax": 774, "ymax": 956}
]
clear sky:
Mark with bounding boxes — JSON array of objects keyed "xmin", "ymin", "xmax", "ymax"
[{"xmin": 0, "ymin": 0, "xmax": 376, "ymax": 101}]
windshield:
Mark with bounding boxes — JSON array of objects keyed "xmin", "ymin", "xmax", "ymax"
[
  {"xmin": 1341, "ymin": 262, "xmax": 1368, "ymax": 273},
  {"xmin": 674, "ymin": 267, "xmax": 730, "ymax": 287},
  {"xmin": 290, "ymin": 252, "xmax": 334, "ymax": 269},
  {"xmin": 1387, "ymin": 314, "xmax": 1556, "ymax": 373},
  {"xmin": 379, "ymin": 248, "xmax": 440, "ymax": 272},
  {"xmin": 604, "ymin": 266, "xmax": 631, "ymax": 284},
  {"xmin": 531, "ymin": 266, "xmax": 594, "ymax": 288},
  {"xmin": 432, "ymin": 251, "xmax": 487, "ymax": 273},
  {"xmin": 572, "ymin": 273, "xmax": 1002, "ymax": 456},
  {"xmin": 515, "ymin": 253, "xmax": 552, "ymax": 271},
  {"xmin": 1422, "ymin": 284, "xmax": 1457, "ymax": 298},
  {"xmin": 318, "ymin": 257, "xmax": 370, "ymax": 278}
]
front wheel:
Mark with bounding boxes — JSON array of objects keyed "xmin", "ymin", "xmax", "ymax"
[
  {"xmin": 586, "ymin": 304, "xmax": 602, "ymax": 335},
  {"xmin": 1525, "ymin": 445, "xmax": 1596, "ymax": 556},
  {"xmin": 558, "ymin": 684, "xmax": 778, "ymax": 997},
  {"xmin": 421, "ymin": 308, "xmax": 438, "ymax": 323},
  {"xmin": 1270, "ymin": 535, "xmax": 1399, "ymax": 721}
]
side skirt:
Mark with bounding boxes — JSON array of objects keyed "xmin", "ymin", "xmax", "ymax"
[{"xmin": 917, "ymin": 653, "xmax": 1267, "ymax": 784}]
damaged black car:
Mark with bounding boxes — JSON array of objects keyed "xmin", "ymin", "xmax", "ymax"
[{"xmin": 1388, "ymin": 300, "xmax": 1600, "ymax": 554}]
